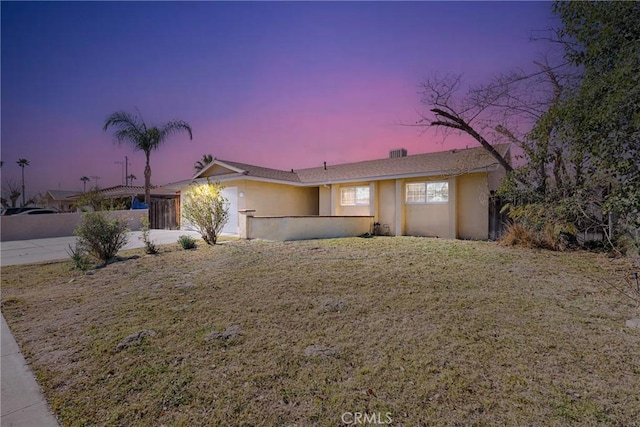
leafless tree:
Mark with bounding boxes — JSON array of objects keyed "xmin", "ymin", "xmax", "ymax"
[
  {"xmin": 416, "ymin": 60, "xmax": 578, "ymax": 196},
  {"xmin": 2, "ymin": 179, "xmax": 22, "ymax": 208}
]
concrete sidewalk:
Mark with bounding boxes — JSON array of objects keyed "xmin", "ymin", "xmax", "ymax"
[
  {"xmin": 0, "ymin": 229, "xmax": 205, "ymax": 425},
  {"xmin": 0, "ymin": 229, "xmax": 203, "ymax": 267},
  {"xmin": 1, "ymin": 316, "xmax": 60, "ymax": 426}
]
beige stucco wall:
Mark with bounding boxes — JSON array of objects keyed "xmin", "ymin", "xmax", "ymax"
[
  {"xmin": 402, "ymin": 175, "xmax": 452, "ymax": 238},
  {"xmin": 319, "ymin": 186, "xmax": 331, "ymax": 216},
  {"xmin": 186, "ymin": 170, "xmax": 494, "ymax": 240},
  {"xmin": 244, "ymin": 181, "xmax": 318, "ymax": 216},
  {"xmin": 180, "ymin": 180, "xmax": 318, "ymax": 233},
  {"xmin": 0, "ymin": 210, "xmax": 146, "ymax": 242},
  {"xmin": 404, "ymin": 204, "xmax": 451, "ymax": 238},
  {"xmin": 324, "ymin": 181, "xmax": 371, "ymax": 216},
  {"xmin": 377, "ymin": 180, "xmax": 397, "ymax": 235},
  {"xmin": 201, "ymin": 164, "xmax": 239, "ymax": 177},
  {"xmin": 456, "ymin": 173, "xmax": 490, "ymax": 240},
  {"xmin": 246, "ymin": 215, "xmax": 373, "ymax": 241}
]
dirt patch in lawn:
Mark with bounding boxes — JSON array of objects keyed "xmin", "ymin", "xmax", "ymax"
[{"xmin": 1, "ymin": 237, "xmax": 639, "ymax": 426}]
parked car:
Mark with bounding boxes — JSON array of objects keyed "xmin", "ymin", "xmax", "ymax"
[{"xmin": 2, "ymin": 207, "xmax": 59, "ymax": 216}]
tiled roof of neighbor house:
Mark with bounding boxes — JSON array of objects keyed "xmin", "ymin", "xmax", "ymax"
[
  {"xmin": 294, "ymin": 144, "xmax": 510, "ymax": 184},
  {"xmin": 70, "ymin": 186, "xmax": 179, "ymax": 198},
  {"xmin": 46, "ymin": 190, "xmax": 81, "ymax": 201},
  {"xmin": 215, "ymin": 160, "xmax": 302, "ymax": 183}
]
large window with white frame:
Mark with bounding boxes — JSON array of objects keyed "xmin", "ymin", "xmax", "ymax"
[
  {"xmin": 405, "ymin": 181, "xmax": 449, "ymax": 203},
  {"xmin": 341, "ymin": 186, "xmax": 370, "ymax": 206}
]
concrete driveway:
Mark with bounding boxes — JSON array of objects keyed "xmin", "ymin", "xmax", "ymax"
[{"xmin": 0, "ymin": 229, "xmax": 203, "ymax": 267}]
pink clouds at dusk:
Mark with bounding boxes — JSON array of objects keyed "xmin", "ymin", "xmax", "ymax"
[{"xmin": 1, "ymin": 1, "xmax": 556, "ymax": 196}]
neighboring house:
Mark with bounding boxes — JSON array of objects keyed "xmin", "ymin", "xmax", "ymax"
[
  {"xmin": 89, "ymin": 185, "xmax": 181, "ymax": 229},
  {"xmin": 41, "ymin": 190, "xmax": 81, "ymax": 212},
  {"xmin": 168, "ymin": 144, "xmax": 510, "ymax": 240},
  {"xmin": 90, "ymin": 185, "xmax": 179, "ymax": 201}
]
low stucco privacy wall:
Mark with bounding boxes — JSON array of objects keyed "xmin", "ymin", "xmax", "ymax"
[
  {"xmin": 241, "ymin": 214, "xmax": 374, "ymax": 241},
  {"xmin": 0, "ymin": 210, "xmax": 147, "ymax": 242}
]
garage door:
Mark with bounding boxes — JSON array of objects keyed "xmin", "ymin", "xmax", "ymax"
[
  {"xmin": 182, "ymin": 186, "xmax": 238, "ymax": 235},
  {"xmin": 221, "ymin": 187, "xmax": 238, "ymax": 234}
]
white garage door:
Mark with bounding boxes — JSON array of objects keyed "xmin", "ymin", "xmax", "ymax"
[
  {"xmin": 221, "ymin": 187, "xmax": 238, "ymax": 235},
  {"xmin": 182, "ymin": 186, "xmax": 238, "ymax": 235}
]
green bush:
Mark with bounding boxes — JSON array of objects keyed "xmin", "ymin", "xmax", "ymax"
[
  {"xmin": 177, "ymin": 235, "xmax": 197, "ymax": 250},
  {"xmin": 66, "ymin": 243, "xmax": 91, "ymax": 271},
  {"xmin": 75, "ymin": 212, "xmax": 129, "ymax": 265},
  {"xmin": 140, "ymin": 216, "xmax": 159, "ymax": 254},
  {"xmin": 181, "ymin": 180, "xmax": 229, "ymax": 245}
]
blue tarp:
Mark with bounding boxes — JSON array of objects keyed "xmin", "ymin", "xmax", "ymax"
[{"xmin": 131, "ymin": 197, "xmax": 148, "ymax": 210}]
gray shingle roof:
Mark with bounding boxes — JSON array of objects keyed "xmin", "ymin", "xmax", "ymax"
[
  {"xmin": 294, "ymin": 144, "xmax": 510, "ymax": 184},
  {"xmin": 204, "ymin": 144, "xmax": 510, "ymax": 186},
  {"xmin": 218, "ymin": 160, "xmax": 302, "ymax": 183}
]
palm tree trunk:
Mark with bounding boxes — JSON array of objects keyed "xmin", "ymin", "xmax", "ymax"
[
  {"xmin": 144, "ymin": 152, "xmax": 151, "ymax": 207},
  {"xmin": 21, "ymin": 167, "xmax": 25, "ymax": 206}
]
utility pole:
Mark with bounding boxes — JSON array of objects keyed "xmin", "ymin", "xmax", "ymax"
[
  {"xmin": 115, "ymin": 160, "xmax": 124, "ymax": 185},
  {"xmin": 90, "ymin": 176, "xmax": 100, "ymax": 190},
  {"xmin": 125, "ymin": 156, "xmax": 130, "ymax": 186},
  {"xmin": 115, "ymin": 156, "xmax": 132, "ymax": 185}
]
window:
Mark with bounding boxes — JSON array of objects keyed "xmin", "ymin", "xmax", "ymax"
[
  {"xmin": 405, "ymin": 181, "xmax": 448, "ymax": 203},
  {"xmin": 341, "ymin": 186, "xmax": 370, "ymax": 206},
  {"xmin": 405, "ymin": 183, "xmax": 426, "ymax": 203}
]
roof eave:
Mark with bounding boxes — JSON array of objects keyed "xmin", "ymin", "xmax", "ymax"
[
  {"xmin": 192, "ymin": 159, "xmax": 247, "ymax": 180},
  {"xmin": 174, "ymin": 173, "xmax": 302, "ymax": 187},
  {"xmin": 297, "ymin": 163, "xmax": 502, "ymax": 186}
]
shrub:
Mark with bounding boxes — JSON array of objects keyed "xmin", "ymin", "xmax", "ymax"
[
  {"xmin": 66, "ymin": 243, "xmax": 91, "ymax": 271},
  {"xmin": 177, "ymin": 235, "xmax": 197, "ymax": 250},
  {"xmin": 75, "ymin": 212, "xmax": 129, "ymax": 265},
  {"xmin": 181, "ymin": 180, "xmax": 229, "ymax": 245},
  {"xmin": 76, "ymin": 189, "xmax": 130, "ymax": 212},
  {"xmin": 140, "ymin": 216, "xmax": 159, "ymax": 254},
  {"xmin": 500, "ymin": 203, "xmax": 578, "ymax": 251}
]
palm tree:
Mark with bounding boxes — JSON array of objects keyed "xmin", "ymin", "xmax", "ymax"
[
  {"xmin": 80, "ymin": 176, "xmax": 90, "ymax": 192},
  {"xmin": 194, "ymin": 153, "xmax": 213, "ymax": 173},
  {"xmin": 17, "ymin": 158, "xmax": 29, "ymax": 206},
  {"xmin": 127, "ymin": 174, "xmax": 137, "ymax": 185},
  {"xmin": 103, "ymin": 110, "xmax": 192, "ymax": 205}
]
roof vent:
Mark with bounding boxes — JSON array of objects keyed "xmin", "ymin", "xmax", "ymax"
[{"xmin": 389, "ymin": 148, "xmax": 407, "ymax": 158}]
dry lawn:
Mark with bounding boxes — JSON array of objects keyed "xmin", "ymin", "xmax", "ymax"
[{"xmin": 1, "ymin": 237, "xmax": 639, "ymax": 426}]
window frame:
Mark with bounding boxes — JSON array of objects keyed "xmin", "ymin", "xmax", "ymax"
[
  {"xmin": 405, "ymin": 181, "xmax": 449, "ymax": 204},
  {"xmin": 340, "ymin": 185, "xmax": 370, "ymax": 206}
]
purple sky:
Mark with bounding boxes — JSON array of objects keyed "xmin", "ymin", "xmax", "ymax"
[{"xmin": 1, "ymin": 1, "xmax": 556, "ymax": 196}]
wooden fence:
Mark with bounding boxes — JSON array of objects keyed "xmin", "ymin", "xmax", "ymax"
[
  {"xmin": 149, "ymin": 198, "xmax": 180, "ymax": 230},
  {"xmin": 488, "ymin": 194, "xmax": 507, "ymax": 241}
]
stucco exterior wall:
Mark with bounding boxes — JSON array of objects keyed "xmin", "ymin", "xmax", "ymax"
[
  {"xmin": 456, "ymin": 173, "xmax": 490, "ymax": 240},
  {"xmin": 246, "ymin": 216, "xmax": 373, "ymax": 241},
  {"xmin": 0, "ymin": 210, "xmax": 146, "ymax": 242},
  {"xmin": 332, "ymin": 181, "xmax": 370, "ymax": 216},
  {"xmin": 402, "ymin": 175, "xmax": 453, "ymax": 238},
  {"xmin": 201, "ymin": 164, "xmax": 239, "ymax": 177},
  {"xmin": 377, "ymin": 180, "xmax": 397, "ymax": 235},
  {"xmin": 180, "ymin": 180, "xmax": 319, "ymax": 234},
  {"xmin": 319, "ymin": 186, "xmax": 331, "ymax": 216},
  {"xmin": 404, "ymin": 204, "xmax": 450, "ymax": 238},
  {"xmin": 184, "ymin": 169, "xmax": 495, "ymax": 240},
  {"xmin": 244, "ymin": 181, "xmax": 318, "ymax": 216}
]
